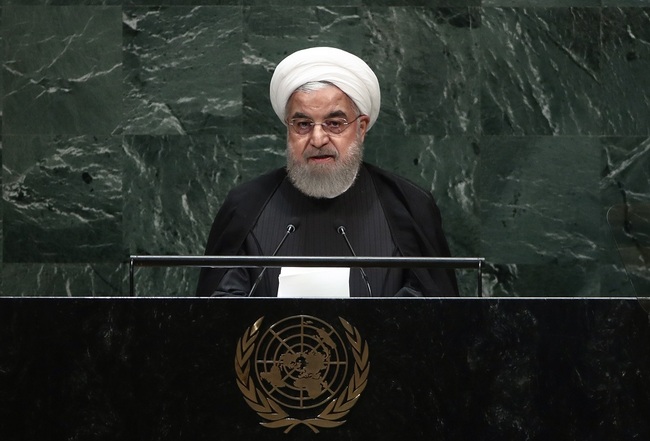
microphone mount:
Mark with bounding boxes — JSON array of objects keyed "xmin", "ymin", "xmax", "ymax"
[
  {"xmin": 336, "ymin": 225, "xmax": 373, "ymax": 297},
  {"xmin": 248, "ymin": 222, "xmax": 298, "ymax": 297}
]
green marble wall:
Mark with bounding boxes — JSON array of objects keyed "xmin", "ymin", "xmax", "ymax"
[{"xmin": 1, "ymin": 2, "xmax": 648, "ymax": 297}]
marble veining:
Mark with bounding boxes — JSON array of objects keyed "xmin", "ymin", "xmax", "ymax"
[
  {"xmin": 2, "ymin": 135, "xmax": 123, "ymax": 264},
  {"xmin": 479, "ymin": 8, "xmax": 602, "ymax": 136},
  {"xmin": 0, "ymin": 4, "xmax": 649, "ymax": 296},
  {"xmin": 3, "ymin": 6, "xmax": 122, "ymax": 135},
  {"xmin": 122, "ymin": 7, "xmax": 242, "ymax": 135}
]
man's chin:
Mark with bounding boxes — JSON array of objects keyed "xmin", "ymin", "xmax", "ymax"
[{"xmin": 287, "ymin": 161, "xmax": 360, "ymax": 199}]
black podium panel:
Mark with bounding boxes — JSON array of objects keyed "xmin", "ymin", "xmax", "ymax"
[{"xmin": 1, "ymin": 298, "xmax": 649, "ymax": 441}]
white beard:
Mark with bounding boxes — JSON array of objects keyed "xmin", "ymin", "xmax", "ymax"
[{"xmin": 286, "ymin": 138, "xmax": 364, "ymax": 199}]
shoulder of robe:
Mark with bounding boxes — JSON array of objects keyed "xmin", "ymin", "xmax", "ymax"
[
  {"xmin": 363, "ymin": 162, "xmax": 434, "ymax": 203},
  {"xmin": 225, "ymin": 167, "xmax": 287, "ymax": 203}
]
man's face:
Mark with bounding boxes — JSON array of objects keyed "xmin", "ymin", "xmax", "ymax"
[
  {"xmin": 284, "ymin": 85, "xmax": 370, "ymax": 198},
  {"xmin": 286, "ymin": 85, "xmax": 369, "ymax": 171}
]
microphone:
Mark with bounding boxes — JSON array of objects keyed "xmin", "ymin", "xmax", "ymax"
[
  {"xmin": 247, "ymin": 221, "xmax": 299, "ymax": 297},
  {"xmin": 336, "ymin": 224, "xmax": 373, "ymax": 297}
]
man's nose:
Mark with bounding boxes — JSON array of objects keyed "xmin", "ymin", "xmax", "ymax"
[{"xmin": 309, "ymin": 124, "xmax": 330, "ymax": 147}]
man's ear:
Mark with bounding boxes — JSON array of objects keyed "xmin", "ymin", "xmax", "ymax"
[{"xmin": 358, "ymin": 115, "xmax": 370, "ymax": 140}]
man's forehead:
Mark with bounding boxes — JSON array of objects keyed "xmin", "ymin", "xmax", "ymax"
[
  {"xmin": 289, "ymin": 109, "xmax": 349, "ymax": 119},
  {"xmin": 286, "ymin": 87, "xmax": 357, "ymax": 118}
]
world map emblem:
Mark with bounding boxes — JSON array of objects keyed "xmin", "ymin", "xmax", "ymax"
[{"xmin": 234, "ymin": 315, "xmax": 370, "ymax": 433}]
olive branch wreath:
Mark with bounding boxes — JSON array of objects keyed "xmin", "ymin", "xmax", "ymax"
[{"xmin": 234, "ymin": 316, "xmax": 370, "ymax": 433}]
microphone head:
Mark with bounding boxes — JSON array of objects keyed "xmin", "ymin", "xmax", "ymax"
[
  {"xmin": 287, "ymin": 218, "xmax": 300, "ymax": 233},
  {"xmin": 334, "ymin": 220, "xmax": 346, "ymax": 235}
]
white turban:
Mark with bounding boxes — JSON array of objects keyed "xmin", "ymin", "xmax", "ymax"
[{"xmin": 269, "ymin": 47, "xmax": 381, "ymax": 130}]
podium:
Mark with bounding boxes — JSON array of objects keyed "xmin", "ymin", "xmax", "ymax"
[{"xmin": 1, "ymin": 297, "xmax": 649, "ymax": 441}]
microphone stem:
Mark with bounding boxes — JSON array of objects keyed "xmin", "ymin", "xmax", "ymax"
[
  {"xmin": 248, "ymin": 224, "xmax": 296, "ymax": 297},
  {"xmin": 337, "ymin": 226, "xmax": 373, "ymax": 297}
]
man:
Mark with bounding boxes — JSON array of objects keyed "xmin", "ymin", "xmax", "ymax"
[{"xmin": 196, "ymin": 47, "xmax": 458, "ymax": 297}]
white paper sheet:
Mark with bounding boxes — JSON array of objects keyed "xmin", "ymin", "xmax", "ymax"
[{"xmin": 277, "ymin": 267, "xmax": 350, "ymax": 298}]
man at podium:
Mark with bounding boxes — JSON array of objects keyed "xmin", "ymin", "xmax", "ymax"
[{"xmin": 196, "ymin": 47, "xmax": 458, "ymax": 298}]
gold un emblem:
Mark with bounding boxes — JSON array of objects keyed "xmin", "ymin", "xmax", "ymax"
[{"xmin": 235, "ymin": 315, "xmax": 370, "ymax": 433}]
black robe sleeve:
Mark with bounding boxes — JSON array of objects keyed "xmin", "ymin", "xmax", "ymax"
[
  {"xmin": 195, "ymin": 168, "xmax": 286, "ymax": 296},
  {"xmin": 366, "ymin": 164, "xmax": 459, "ymax": 296}
]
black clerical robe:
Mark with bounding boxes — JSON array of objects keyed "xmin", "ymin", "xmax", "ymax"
[{"xmin": 195, "ymin": 162, "xmax": 459, "ymax": 297}]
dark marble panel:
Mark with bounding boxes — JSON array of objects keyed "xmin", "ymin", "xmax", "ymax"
[
  {"xmin": 2, "ymin": 135, "xmax": 124, "ymax": 263},
  {"xmin": 14, "ymin": 0, "xmax": 241, "ymax": 3},
  {"xmin": 601, "ymin": 137, "xmax": 650, "ymax": 251},
  {"xmin": 599, "ymin": 199, "xmax": 645, "ymax": 297},
  {"xmin": 3, "ymin": 1, "xmax": 121, "ymax": 4},
  {"xmin": 362, "ymin": 7, "xmax": 480, "ymax": 137},
  {"xmin": 243, "ymin": 1, "xmax": 480, "ymax": 5},
  {"xmin": 601, "ymin": 8, "xmax": 650, "ymax": 136},
  {"xmin": 130, "ymin": 266, "xmax": 199, "ymax": 296},
  {"xmin": 123, "ymin": 134, "xmax": 246, "ymax": 296},
  {"xmin": 479, "ymin": 136, "xmax": 601, "ymax": 266},
  {"xmin": 125, "ymin": 0, "xmax": 240, "ymax": 5},
  {"xmin": 124, "ymin": 135, "xmax": 241, "ymax": 254},
  {"xmin": 601, "ymin": 263, "xmax": 642, "ymax": 297},
  {"xmin": 479, "ymin": 8, "xmax": 602, "ymax": 136},
  {"xmin": 240, "ymin": 134, "xmax": 286, "ymax": 180},
  {"xmin": 601, "ymin": 136, "xmax": 650, "ymax": 296},
  {"xmin": 604, "ymin": 0, "xmax": 650, "ymax": 5},
  {"xmin": 3, "ymin": 6, "xmax": 122, "ymax": 135},
  {"xmin": 244, "ymin": 7, "xmax": 479, "ymax": 137},
  {"xmin": 1, "ymin": 263, "xmax": 125, "ymax": 296},
  {"xmin": 361, "ymin": 0, "xmax": 480, "ymax": 6},
  {"xmin": 244, "ymin": 0, "xmax": 359, "ymax": 5},
  {"xmin": 243, "ymin": 7, "xmax": 367, "ymax": 136},
  {"xmin": 0, "ymin": 146, "xmax": 3, "ymax": 267},
  {"xmin": 123, "ymin": 135, "xmax": 241, "ymax": 257},
  {"xmin": 481, "ymin": 261, "xmax": 603, "ymax": 297},
  {"xmin": 484, "ymin": 0, "xmax": 599, "ymax": 6},
  {"xmin": 1, "ymin": 298, "xmax": 649, "ymax": 439},
  {"xmin": 0, "ymin": 7, "xmax": 3, "ymax": 138},
  {"xmin": 122, "ymin": 6, "xmax": 242, "ymax": 135},
  {"xmin": 0, "ymin": 8, "xmax": 3, "ymax": 272}
]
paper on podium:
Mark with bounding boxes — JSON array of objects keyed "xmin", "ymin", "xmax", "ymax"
[{"xmin": 277, "ymin": 267, "xmax": 350, "ymax": 298}]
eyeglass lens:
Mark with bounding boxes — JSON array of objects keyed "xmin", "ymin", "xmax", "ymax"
[{"xmin": 289, "ymin": 115, "xmax": 363, "ymax": 135}]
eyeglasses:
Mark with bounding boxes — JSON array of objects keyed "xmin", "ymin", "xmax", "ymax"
[{"xmin": 287, "ymin": 115, "xmax": 365, "ymax": 135}]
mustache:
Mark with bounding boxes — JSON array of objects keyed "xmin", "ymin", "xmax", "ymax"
[{"xmin": 303, "ymin": 146, "xmax": 339, "ymax": 159}]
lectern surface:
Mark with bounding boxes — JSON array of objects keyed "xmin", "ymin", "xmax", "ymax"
[{"xmin": 1, "ymin": 297, "xmax": 649, "ymax": 441}]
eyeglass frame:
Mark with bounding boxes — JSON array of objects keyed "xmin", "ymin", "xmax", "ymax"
[{"xmin": 286, "ymin": 114, "xmax": 366, "ymax": 135}]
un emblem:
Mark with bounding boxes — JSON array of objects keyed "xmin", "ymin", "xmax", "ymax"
[{"xmin": 235, "ymin": 315, "xmax": 370, "ymax": 433}]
